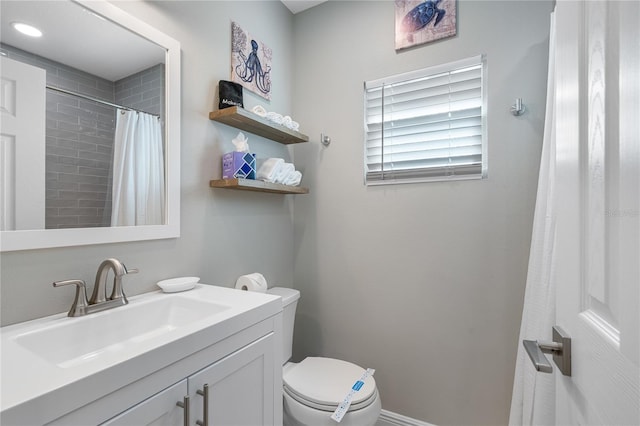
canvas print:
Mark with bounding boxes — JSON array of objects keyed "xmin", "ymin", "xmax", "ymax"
[
  {"xmin": 395, "ymin": 0, "xmax": 457, "ymax": 50},
  {"xmin": 231, "ymin": 21, "xmax": 272, "ymax": 101}
]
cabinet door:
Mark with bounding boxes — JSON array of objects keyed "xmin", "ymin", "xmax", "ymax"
[
  {"xmin": 189, "ymin": 333, "xmax": 275, "ymax": 426},
  {"xmin": 101, "ymin": 380, "xmax": 188, "ymax": 426}
]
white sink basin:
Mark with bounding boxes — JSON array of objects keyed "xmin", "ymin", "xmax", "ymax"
[
  {"xmin": 1, "ymin": 283, "xmax": 283, "ymax": 423},
  {"xmin": 14, "ymin": 295, "xmax": 230, "ymax": 368}
]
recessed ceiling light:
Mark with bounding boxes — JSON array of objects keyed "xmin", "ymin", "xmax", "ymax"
[{"xmin": 12, "ymin": 22, "xmax": 43, "ymax": 38}]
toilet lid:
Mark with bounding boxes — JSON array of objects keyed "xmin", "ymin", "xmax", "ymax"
[{"xmin": 283, "ymin": 357, "xmax": 377, "ymax": 410}]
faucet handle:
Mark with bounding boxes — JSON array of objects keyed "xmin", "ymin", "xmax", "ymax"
[
  {"xmin": 53, "ymin": 279, "xmax": 89, "ymax": 317},
  {"xmin": 125, "ymin": 266, "xmax": 139, "ymax": 275}
]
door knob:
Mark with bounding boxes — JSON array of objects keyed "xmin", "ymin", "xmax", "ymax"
[{"xmin": 523, "ymin": 326, "xmax": 571, "ymax": 376}]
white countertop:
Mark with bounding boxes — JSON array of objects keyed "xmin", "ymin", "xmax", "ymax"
[{"xmin": 0, "ymin": 284, "xmax": 281, "ymax": 422}]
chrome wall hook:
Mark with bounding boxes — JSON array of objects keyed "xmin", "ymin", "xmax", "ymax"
[
  {"xmin": 321, "ymin": 133, "xmax": 331, "ymax": 147},
  {"xmin": 511, "ymin": 98, "xmax": 526, "ymax": 116}
]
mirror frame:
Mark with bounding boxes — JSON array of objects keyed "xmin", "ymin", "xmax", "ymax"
[{"xmin": 0, "ymin": 0, "xmax": 181, "ymax": 252}]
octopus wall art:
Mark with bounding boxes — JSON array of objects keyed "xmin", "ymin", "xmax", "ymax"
[
  {"xmin": 231, "ymin": 21, "xmax": 272, "ymax": 100},
  {"xmin": 395, "ymin": 0, "xmax": 457, "ymax": 50}
]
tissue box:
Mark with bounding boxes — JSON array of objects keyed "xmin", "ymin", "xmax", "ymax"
[{"xmin": 222, "ymin": 152, "xmax": 256, "ymax": 179}]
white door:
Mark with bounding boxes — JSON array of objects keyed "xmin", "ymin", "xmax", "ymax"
[
  {"xmin": 0, "ymin": 56, "xmax": 46, "ymax": 231},
  {"xmin": 554, "ymin": 0, "xmax": 639, "ymax": 424}
]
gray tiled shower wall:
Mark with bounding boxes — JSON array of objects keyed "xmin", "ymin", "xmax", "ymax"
[
  {"xmin": 115, "ymin": 64, "xmax": 165, "ymax": 118},
  {"xmin": 1, "ymin": 44, "xmax": 164, "ymax": 229}
]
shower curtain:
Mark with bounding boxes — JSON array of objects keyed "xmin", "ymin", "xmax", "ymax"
[
  {"xmin": 509, "ymin": 10, "xmax": 557, "ymax": 426},
  {"xmin": 111, "ymin": 109, "xmax": 165, "ymax": 226}
]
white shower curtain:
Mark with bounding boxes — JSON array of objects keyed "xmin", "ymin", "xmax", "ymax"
[
  {"xmin": 509, "ymin": 10, "xmax": 557, "ymax": 426},
  {"xmin": 111, "ymin": 109, "xmax": 165, "ymax": 226}
]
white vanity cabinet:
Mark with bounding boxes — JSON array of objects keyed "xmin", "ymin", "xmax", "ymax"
[
  {"xmin": 103, "ymin": 334, "xmax": 276, "ymax": 426},
  {"xmin": 101, "ymin": 333, "xmax": 276, "ymax": 426},
  {"xmin": 101, "ymin": 380, "xmax": 188, "ymax": 426},
  {"xmin": 47, "ymin": 317, "xmax": 282, "ymax": 426}
]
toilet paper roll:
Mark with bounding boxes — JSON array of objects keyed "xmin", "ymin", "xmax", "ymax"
[{"xmin": 235, "ymin": 272, "xmax": 268, "ymax": 293}]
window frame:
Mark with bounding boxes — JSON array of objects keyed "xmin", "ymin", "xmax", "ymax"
[{"xmin": 363, "ymin": 55, "xmax": 488, "ymax": 186}]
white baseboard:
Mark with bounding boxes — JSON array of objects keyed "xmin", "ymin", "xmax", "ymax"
[{"xmin": 376, "ymin": 409, "xmax": 436, "ymax": 426}]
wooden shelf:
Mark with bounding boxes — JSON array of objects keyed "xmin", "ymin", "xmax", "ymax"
[
  {"xmin": 210, "ymin": 178, "xmax": 309, "ymax": 194},
  {"xmin": 209, "ymin": 107, "xmax": 309, "ymax": 145},
  {"xmin": 208, "ymin": 107, "xmax": 310, "ymax": 195}
]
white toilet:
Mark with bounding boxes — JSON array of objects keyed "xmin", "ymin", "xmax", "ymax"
[{"xmin": 267, "ymin": 287, "xmax": 382, "ymax": 426}]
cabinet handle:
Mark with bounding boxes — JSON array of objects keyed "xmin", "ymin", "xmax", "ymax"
[
  {"xmin": 176, "ymin": 395, "xmax": 190, "ymax": 426},
  {"xmin": 195, "ymin": 384, "xmax": 209, "ymax": 426}
]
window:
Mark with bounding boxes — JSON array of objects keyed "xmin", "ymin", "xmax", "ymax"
[{"xmin": 364, "ymin": 55, "xmax": 486, "ymax": 185}]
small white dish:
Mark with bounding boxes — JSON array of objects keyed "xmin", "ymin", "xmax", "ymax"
[{"xmin": 157, "ymin": 276, "xmax": 200, "ymax": 293}]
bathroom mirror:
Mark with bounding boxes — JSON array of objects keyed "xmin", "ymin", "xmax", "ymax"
[{"xmin": 0, "ymin": 0, "xmax": 181, "ymax": 251}]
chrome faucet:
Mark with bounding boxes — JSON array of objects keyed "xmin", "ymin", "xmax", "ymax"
[
  {"xmin": 89, "ymin": 258, "xmax": 135, "ymax": 304},
  {"xmin": 53, "ymin": 258, "xmax": 138, "ymax": 317}
]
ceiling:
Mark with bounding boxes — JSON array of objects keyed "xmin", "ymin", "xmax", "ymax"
[
  {"xmin": 0, "ymin": 1, "xmax": 164, "ymax": 81},
  {"xmin": 280, "ymin": 0, "xmax": 327, "ymax": 14},
  {"xmin": 0, "ymin": 1, "xmax": 325, "ymax": 82}
]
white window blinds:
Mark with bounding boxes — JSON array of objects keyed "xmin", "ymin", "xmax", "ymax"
[{"xmin": 364, "ymin": 55, "xmax": 486, "ymax": 184}]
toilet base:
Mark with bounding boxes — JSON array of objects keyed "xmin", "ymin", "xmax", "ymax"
[{"xmin": 283, "ymin": 388, "xmax": 381, "ymax": 426}]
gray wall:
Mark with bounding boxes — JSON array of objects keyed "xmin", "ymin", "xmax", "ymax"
[
  {"xmin": 0, "ymin": 1, "xmax": 296, "ymax": 324},
  {"xmin": 1, "ymin": 1, "xmax": 552, "ymax": 425},
  {"xmin": 290, "ymin": 1, "xmax": 552, "ymax": 425}
]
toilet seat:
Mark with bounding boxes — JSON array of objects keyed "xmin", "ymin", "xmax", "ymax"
[{"xmin": 283, "ymin": 357, "xmax": 378, "ymax": 412}]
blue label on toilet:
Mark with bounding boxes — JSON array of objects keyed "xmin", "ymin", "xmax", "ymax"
[{"xmin": 332, "ymin": 369, "xmax": 375, "ymax": 422}]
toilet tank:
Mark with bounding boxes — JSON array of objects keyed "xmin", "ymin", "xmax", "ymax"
[{"xmin": 267, "ymin": 287, "xmax": 300, "ymax": 364}]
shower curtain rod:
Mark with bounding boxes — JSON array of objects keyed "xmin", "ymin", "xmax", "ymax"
[{"xmin": 46, "ymin": 85, "xmax": 160, "ymax": 118}]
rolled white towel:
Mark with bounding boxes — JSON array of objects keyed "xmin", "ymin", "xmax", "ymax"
[
  {"xmin": 283, "ymin": 170, "xmax": 302, "ymax": 186},
  {"xmin": 275, "ymin": 162, "xmax": 295, "ymax": 184},
  {"xmin": 266, "ymin": 111, "xmax": 284, "ymax": 125},
  {"xmin": 252, "ymin": 105, "xmax": 268, "ymax": 117},
  {"xmin": 257, "ymin": 158, "xmax": 284, "ymax": 183},
  {"xmin": 290, "ymin": 120, "xmax": 300, "ymax": 131},
  {"xmin": 282, "ymin": 115, "xmax": 293, "ymax": 129}
]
